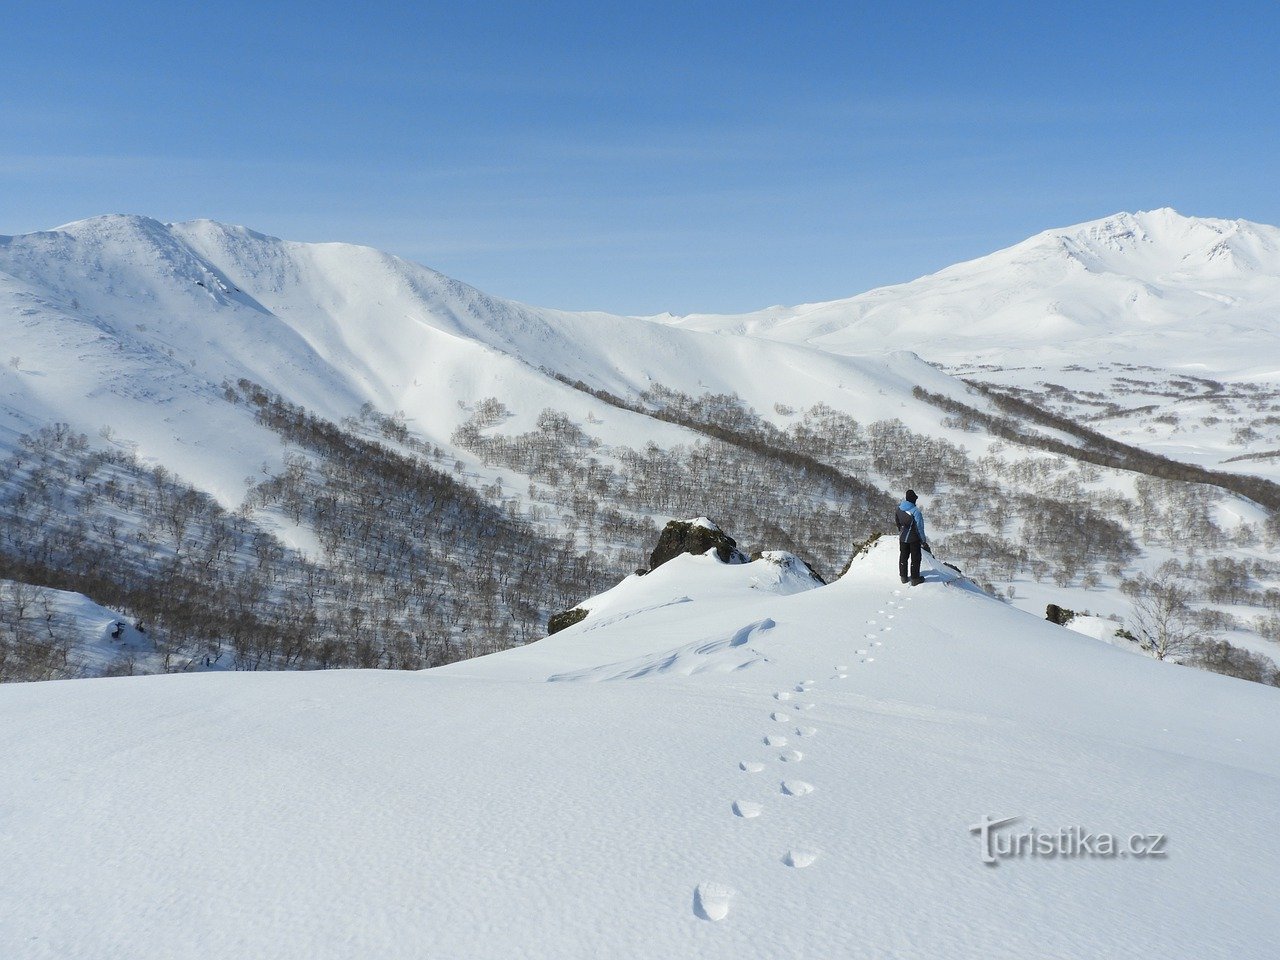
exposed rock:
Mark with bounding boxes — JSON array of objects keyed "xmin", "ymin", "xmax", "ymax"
[
  {"xmin": 547, "ymin": 607, "xmax": 588, "ymax": 635},
  {"xmin": 648, "ymin": 517, "xmax": 749, "ymax": 570},
  {"xmin": 835, "ymin": 531, "xmax": 887, "ymax": 579},
  {"xmin": 1045, "ymin": 603, "xmax": 1076, "ymax": 626}
]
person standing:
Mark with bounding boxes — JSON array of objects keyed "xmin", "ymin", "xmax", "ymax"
[{"xmin": 895, "ymin": 489, "xmax": 930, "ymax": 586}]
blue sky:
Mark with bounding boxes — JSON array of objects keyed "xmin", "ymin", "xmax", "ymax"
[{"xmin": 4, "ymin": 1, "xmax": 1277, "ymax": 313}]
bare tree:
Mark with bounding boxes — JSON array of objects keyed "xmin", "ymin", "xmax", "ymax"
[{"xmin": 1123, "ymin": 575, "xmax": 1201, "ymax": 662}]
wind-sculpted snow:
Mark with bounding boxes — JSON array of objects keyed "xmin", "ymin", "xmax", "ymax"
[
  {"xmin": 2, "ymin": 536, "xmax": 1277, "ymax": 958},
  {"xmin": 547, "ymin": 617, "xmax": 775, "ymax": 682}
]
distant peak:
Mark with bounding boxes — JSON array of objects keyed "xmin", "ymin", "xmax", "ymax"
[
  {"xmin": 53, "ymin": 213, "xmax": 170, "ymax": 234},
  {"xmin": 1053, "ymin": 207, "xmax": 1259, "ymax": 243}
]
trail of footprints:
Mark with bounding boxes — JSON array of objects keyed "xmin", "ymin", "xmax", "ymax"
[{"xmin": 699, "ymin": 587, "xmax": 909, "ymax": 920}]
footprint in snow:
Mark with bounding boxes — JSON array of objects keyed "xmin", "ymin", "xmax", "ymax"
[
  {"xmin": 740, "ymin": 760, "xmax": 765, "ymax": 773},
  {"xmin": 794, "ymin": 703, "xmax": 816, "ymax": 711},
  {"xmin": 694, "ymin": 882, "xmax": 734, "ymax": 922},
  {"xmin": 733, "ymin": 800, "xmax": 763, "ymax": 819},
  {"xmin": 783, "ymin": 849, "xmax": 820, "ymax": 868},
  {"xmin": 862, "ymin": 657, "xmax": 875, "ymax": 663},
  {"xmin": 781, "ymin": 780, "xmax": 814, "ymax": 796},
  {"xmin": 779, "ymin": 749, "xmax": 803, "ymax": 762},
  {"xmin": 864, "ymin": 633, "xmax": 876, "ymax": 640},
  {"xmin": 866, "ymin": 619, "xmax": 877, "ymax": 625},
  {"xmin": 770, "ymin": 712, "xmax": 790, "ymax": 722},
  {"xmin": 835, "ymin": 664, "xmax": 848, "ymax": 671},
  {"xmin": 795, "ymin": 725, "xmax": 818, "ymax": 738},
  {"xmin": 835, "ymin": 673, "xmax": 848, "ymax": 679},
  {"xmin": 881, "ymin": 626, "xmax": 892, "ymax": 632},
  {"xmin": 764, "ymin": 734, "xmax": 787, "ymax": 747},
  {"xmin": 774, "ymin": 691, "xmax": 793, "ymax": 701}
]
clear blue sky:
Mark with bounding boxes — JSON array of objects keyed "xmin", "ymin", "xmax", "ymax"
[{"xmin": 4, "ymin": 1, "xmax": 1277, "ymax": 314}]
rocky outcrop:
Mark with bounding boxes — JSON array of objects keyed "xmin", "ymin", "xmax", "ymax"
[
  {"xmin": 1045, "ymin": 603, "xmax": 1076, "ymax": 626},
  {"xmin": 835, "ymin": 531, "xmax": 887, "ymax": 579},
  {"xmin": 547, "ymin": 518, "xmax": 825, "ymax": 636},
  {"xmin": 648, "ymin": 518, "xmax": 749, "ymax": 571},
  {"xmin": 547, "ymin": 607, "xmax": 589, "ymax": 635}
]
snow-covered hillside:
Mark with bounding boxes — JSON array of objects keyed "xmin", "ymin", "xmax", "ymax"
[
  {"xmin": 656, "ymin": 208, "xmax": 1280, "ymax": 484},
  {"xmin": 0, "ymin": 214, "xmax": 962, "ymax": 502},
  {"xmin": 11, "ymin": 209, "xmax": 1276, "ymax": 491},
  {"xmin": 657, "ymin": 208, "xmax": 1280, "ymax": 374},
  {"xmin": 2, "ymin": 211, "xmax": 1278, "ymax": 682},
  {"xmin": 2, "ymin": 538, "xmax": 1275, "ymax": 959}
]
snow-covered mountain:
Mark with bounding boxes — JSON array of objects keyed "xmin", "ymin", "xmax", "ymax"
[
  {"xmin": 0, "ymin": 214, "xmax": 962, "ymax": 503},
  {"xmin": 656, "ymin": 208, "xmax": 1280, "ymax": 374},
  {"xmin": 5, "ymin": 208, "xmax": 1277, "ymax": 501},
  {"xmin": 657, "ymin": 207, "xmax": 1280, "ymax": 501},
  {"xmin": 2, "ymin": 211, "xmax": 1279, "ymax": 955},
  {"xmin": 2, "ymin": 538, "xmax": 1276, "ymax": 958},
  {"xmin": 2, "ymin": 210, "xmax": 1279, "ymax": 683}
]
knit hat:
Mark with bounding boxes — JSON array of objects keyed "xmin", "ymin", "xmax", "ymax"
[{"xmin": 905, "ymin": 489, "xmax": 918, "ymax": 503}]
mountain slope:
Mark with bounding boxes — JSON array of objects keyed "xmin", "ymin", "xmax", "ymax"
[
  {"xmin": 657, "ymin": 208, "xmax": 1280, "ymax": 373},
  {"xmin": 2, "ymin": 212, "xmax": 1278, "ymax": 684},
  {"xmin": 0, "ymin": 214, "xmax": 964, "ymax": 502},
  {"xmin": 1, "ymin": 539, "xmax": 1275, "ymax": 959},
  {"xmin": 0, "ymin": 214, "xmax": 988, "ymax": 677}
]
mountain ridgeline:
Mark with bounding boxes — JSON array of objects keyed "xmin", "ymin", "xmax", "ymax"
[{"xmin": 1, "ymin": 211, "xmax": 1278, "ymax": 683}]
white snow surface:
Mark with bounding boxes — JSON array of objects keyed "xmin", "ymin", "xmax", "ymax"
[{"xmin": 2, "ymin": 539, "xmax": 1276, "ymax": 959}]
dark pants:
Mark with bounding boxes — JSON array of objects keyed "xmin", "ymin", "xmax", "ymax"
[{"xmin": 899, "ymin": 541, "xmax": 921, "ymax": 581}]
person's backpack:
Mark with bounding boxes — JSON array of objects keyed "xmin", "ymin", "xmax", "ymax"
[{"xmin": 895, "ymin": 506, "xmax": 917, "ymax": 543}]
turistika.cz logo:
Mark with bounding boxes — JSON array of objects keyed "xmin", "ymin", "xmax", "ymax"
[{"xmin": 970, "ymin": 815, "xmax": 1168, "ymax": 866}]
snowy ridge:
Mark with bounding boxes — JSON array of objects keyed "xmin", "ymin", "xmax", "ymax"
[
  {"xmin": 3, "ymin": 210, "xmax": 1280, "ymax": 681},
  {"xmin": 0, "ymin": 214, "xmax": 969, "ymax": 504},
  {"xmin": 5, "ymin": 208, "xmax": 1276, "ymax": 501},
  {"xmin": 1, "ymin": 537, "xmax": 1276, "ymax": 958},
  {"xmin": 658, "ymin": 208, "xmax": 1280, "ymax": 374}
]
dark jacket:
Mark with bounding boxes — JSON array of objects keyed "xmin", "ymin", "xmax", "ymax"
[{"xmin": 895, "ymin": 499, "xmax": 926, "ymax": 545}]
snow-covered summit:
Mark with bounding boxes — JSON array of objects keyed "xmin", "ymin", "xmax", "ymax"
[
  {"xmin": 658, "ymin": 208, "xmax": 1280, "ymax": 372},
  {"xmin": 1000, "ymin": 207, "xmax": 1280, "ymax": 281}
]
